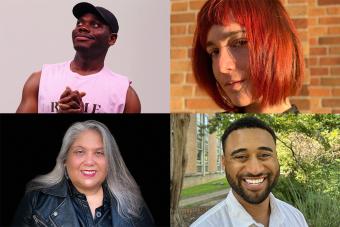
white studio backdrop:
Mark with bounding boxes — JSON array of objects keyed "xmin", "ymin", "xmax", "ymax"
[{"xmin": 0, "ymin": 0, "xmax": 170, "ymax": 113}]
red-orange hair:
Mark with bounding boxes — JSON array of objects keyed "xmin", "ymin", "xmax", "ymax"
[{"xmin": 192, "ymin": 0, "xmax": 304, "ymax": 112}]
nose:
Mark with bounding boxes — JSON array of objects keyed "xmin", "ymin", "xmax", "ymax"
[
  {"xmin": 78, "ymin": 24, "xmax": 90, "ymax": 33},
  {"xmin": 244, "ymin": 157, "xmax": 265, "ymax": 176},
  {"xmin": 83, "ymin": 153, "xmax": 95, "ymax": 166},
  {"xmin": 217, "ymin": 48, "xmax": 235, "ymax": 73}
]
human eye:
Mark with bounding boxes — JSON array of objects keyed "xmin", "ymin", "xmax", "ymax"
[
  {"xmin": 233, "ymin": 155, "xmax": 247, "ymax": 161},
  {"xmin": 76, "ymin": 20, "xmax": 83, "ymax": 27},
  {"xmin": 95, "ymin": 150, "xmax": 105, "ymax": 156},
  {"xmin": 91, "ymin": 22, "xmax": 101, "ymax": 28},
  {"xmin": 73, "ymin": 149, "xmax": 84, "ymax": 155},
  {"xmin": 230, "ymin": 39, "xmax": 248, "ymax": 48},
  {"xmin": 207, "ymin": 48, "xmax": 219, "ymax": 58},
  {"xmin": 258, "ymin": 153, "xmax": 272, "ymax": 159}
]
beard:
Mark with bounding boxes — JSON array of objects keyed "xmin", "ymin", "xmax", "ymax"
[{"xmin": 226, "ymin": 169, "xmax": 279, "ymax": 204}]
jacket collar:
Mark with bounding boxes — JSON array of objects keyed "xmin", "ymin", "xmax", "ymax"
[{"xmin": 40, "ymin": 178, "xmax": 69, "ymax": 198}]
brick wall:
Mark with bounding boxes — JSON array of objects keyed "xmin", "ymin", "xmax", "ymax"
[{"xmin": 171, "ymin": 0, "xmax": 340, "ymax": 113}]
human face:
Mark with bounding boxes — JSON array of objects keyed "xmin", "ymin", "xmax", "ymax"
[
  {"xmin": 72, "ymin": 13, "xmax": 116, "ymax": 53},
  {"xmin": 65, "ymin": 129, "xmax": 108, "ymax": 194},
  {"xmin": 222, "ymin": 128, "xmax": 279, "ymax": 204},
  {"xmin": 206, "ymin": 22, "xmax": 253, "ymax": 107}
]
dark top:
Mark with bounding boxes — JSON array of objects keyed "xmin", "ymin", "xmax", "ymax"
[
  {"xmin": 67, "ymin": 180, "xmax": 112, "ymax": 226},
  {"xmin": 12, "ymin": 178, "xmax": 155, "ymax": 227},
  {"xmin": 282, "ymin": 104, "xmax": 300, "ymax": 114}
]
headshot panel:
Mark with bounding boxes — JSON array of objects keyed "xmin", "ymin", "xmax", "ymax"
[
  {"xmin": 0, "ymin": 115, "xmax": 170, "ymax": 226},
  {"xmin": 170, "ymin": 114, "xmax": 340, "ymax": 227},
  {"xmin": 0, "ymin": 0, "xmax": 170, "ymax": 113},
  {"xmin": 171, "ymin": 0, "xmax": 340, "ymax": 113}
]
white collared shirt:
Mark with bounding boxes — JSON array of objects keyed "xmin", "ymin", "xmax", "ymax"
[{"xmin": 190, "ymin": 191, "xmax": 308, "ymax": 227}]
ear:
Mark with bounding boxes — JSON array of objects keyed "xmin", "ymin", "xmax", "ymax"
[
  {"xmin": 108, "ymin": 33, "xmax": 117, "ymax": 46},
  {"xmin": 221, "ymin": 154, "xmax": 227, "ymax": 168}
]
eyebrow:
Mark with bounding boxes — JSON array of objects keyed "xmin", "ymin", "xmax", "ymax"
[
  {"xmin": 206, "ymin": 30, "xmax": 246, "ymax": 49},
  {"xmin": 230, "ymin": 146, "xmax": 274, "ymax": 156}
]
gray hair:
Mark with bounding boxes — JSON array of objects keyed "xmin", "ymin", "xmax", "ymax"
[{"xmin": 27, "ymin": 120, "xmax": 143, "ymax": 219}]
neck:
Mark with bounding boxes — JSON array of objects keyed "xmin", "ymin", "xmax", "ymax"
[
  {"xmin": 233, "ymin": 191, "xmax": 271, "ymax": 227},
  {"xmin": 244, "ymin": 98, "xmax": 292, "ymax": 113},
  {"xmin": 71, "ymin": 52, "xmax": 106, "ymax": 75}
]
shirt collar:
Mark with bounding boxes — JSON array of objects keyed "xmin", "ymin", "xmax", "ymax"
[
  {"xmin": 66, "ymin": 179, "xmax": 111, "ymax": 209},
  {"xmin": 227, "ymin": 191, "xmax": 284, "ymax": 227}
]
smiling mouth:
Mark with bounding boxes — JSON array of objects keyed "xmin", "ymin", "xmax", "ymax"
[
  {"xmin": 81, "ymin": 170, "xmax": 97, "ymax": 177},
  {"xmin": 244, "ymin": 177, "xmax": 265, "ymax": 185}
]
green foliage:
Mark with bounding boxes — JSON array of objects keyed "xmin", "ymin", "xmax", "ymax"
[
  {"xmin": 181, "ymin": 178, "xmax": 229, "ymax": 199},
  {"xmin": 274, "ymin": 176, "xmax": 340, "ymax": 227}
]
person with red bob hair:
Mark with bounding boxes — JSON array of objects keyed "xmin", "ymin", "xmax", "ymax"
[{"xmin": 192, "ymin": 0, "xmax": 304, "ymax": 113}]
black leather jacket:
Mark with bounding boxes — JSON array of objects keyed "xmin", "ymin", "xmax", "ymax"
[{"xmin": 12, "ymin": 179, "xmax": 155, "ymax": 227}]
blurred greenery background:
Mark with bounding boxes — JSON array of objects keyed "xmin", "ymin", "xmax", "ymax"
[{"xmin": 206, "ymin": 114, "xmax": 340, "ymax": 227}]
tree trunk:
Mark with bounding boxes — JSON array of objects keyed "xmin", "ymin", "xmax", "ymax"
[{"xmin": 170, "ymin": 114, "xmax": 190, "ymax": 227}]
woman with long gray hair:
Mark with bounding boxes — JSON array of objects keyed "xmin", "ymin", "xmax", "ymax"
[{"xmin": 12, "ymin": 120, "xmax": 154, "ymax": 227}]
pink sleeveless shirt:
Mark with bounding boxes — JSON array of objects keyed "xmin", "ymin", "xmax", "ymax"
[{"xmin": 38, "ymin": 61, "xmax": 130, "ymax": 113}]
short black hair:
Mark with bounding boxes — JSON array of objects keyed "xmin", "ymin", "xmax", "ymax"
[{"xmin": 221, "ymin": 116, "xmax": 276, "ymax": 154}]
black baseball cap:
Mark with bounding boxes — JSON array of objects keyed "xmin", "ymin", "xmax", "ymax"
[{"xmin": 72, "ymin": 2, "xmax": 119, "ymax": 33}]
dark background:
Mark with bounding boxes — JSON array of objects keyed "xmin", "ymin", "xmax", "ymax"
[{"xmin": 0, "ymin": 114, "xmax": 170, "ymax": 227}]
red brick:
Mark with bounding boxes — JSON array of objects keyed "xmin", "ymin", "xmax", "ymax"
[
  {"xmin": 332, "ymin": 88, "xmax": 340, "ymax": 96},
  {"xmin": 329, "ymin": 47, "xmax": 340, "ymax": 55},
  {"xmin": 318, "ymin": 0, "xmax": 340, "ymax": 5},
  {"xmin": 310, "ymin": 67, "xmax": 329, "ymax": 75},
  {"xmin": 322, "ymin": 99, "xmax": 340, "ymax": 107},
  {"xmin": 310, "ymin": 77, "xmax": 321, "ymax": 85},
  {"xmin": 171, "ymin": 2, "xmax": 188, "ymax": 12},
  {"xmin": 171, "ymin": 13, "xmax": 196, "ymax": 23},
  {"xmin": 186, "ymin": 73, "xmax": 196, "ymax": 84},
  {"xmin": 328, "ymin": 27, "xmax": 340, "ymax": 35},
  {"xmin": 330, "ymin": 67, "xmax": 340, "ymax": 75},
  {"xmin": 171, "ymin": 36, "xmax": 193, "ymax": 47},
  {"xmin": 171, "ymin": 60, "xmax": 191, "ymax": 72},
  {"xmin": 308, "ymin": 7, "xmax": 326, "ymax": 16},
  {"xmin": 327, "ymin": 7, "xmax": 340, "ymax": 14},
  {"xmin": 171, "ymin": 73, "xmax": 185, "ymax": 84},
  {"xmin": 171, "ymin": 49, "xmax": 187, "ymax": 59},
  {"xmin": 186, "ymin": 99, "xmax": 221, "ymax": 110},
  {"xmin": 171, "ymin": 25, "xmax": 186, "ymax": 35},
  {"xmin": 320, "ymin": 57, "xmax": 340, "ymax": 65},
  {"xmin": 286, "ymin": 5, "xmax": 307, "ymax": 17},
  {"xmin": 288, "ymin": 0, "xmax": 306, "ymax": 3},
  {"xmin": 171, "ymin": 85, "xmax": 194, "ymax": 97},
  {"xmin": 319, "ymin": 17, "xmax": 340, "ymax": 25},
  {"xmin": 292, "ymin": 19, "xmax": 308, "ymax": 28},
  {"xmin": 332, "ymin": 109, "xmax": 340, "ymax": 113},
  {"xmin": 319, "ymin": 36, "xmax": 340, "ymax": 45},
  {"xmin": 189, "ymin": 1, "xmax": 206, "ymax": 10},
  {"xmin": 308, "ymin": 87, "xmax": 332, "ymax": 96},
  {"xmin": 309, "ymin": 27, "xmax": 327, "ymax": 36},
  {"xmin": 310, "ymin": 47, "xmax": 327, "ymax": 55},
  {"xmin": 321, "ymin": 78, "xmax": 340, "ymax": 85},
  {"xmin": 171, "ymin": 97, "xmax": 184, "ymax": 111}
]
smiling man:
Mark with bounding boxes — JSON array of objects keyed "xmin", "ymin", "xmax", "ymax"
[
  {"xmin": 191, "ymin": 117, "xmax": 308, "ymax": 227},
  {"xmin": 16, "ymin": 2, "xmax": 141, "ymax": 113}
]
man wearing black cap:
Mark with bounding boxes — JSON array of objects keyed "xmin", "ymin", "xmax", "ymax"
[{"xmin": 16, "ymin": 2, "xmax": 141, "ymax": 113}]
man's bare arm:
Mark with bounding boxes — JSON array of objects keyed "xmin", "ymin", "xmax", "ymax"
[
  {"xmin": 124, "ymin": 86, "xmax": 141, "ymax": 113},
  {"xmin": 16, "ymin": 71, "xmax": 41, "ymax": 113}
]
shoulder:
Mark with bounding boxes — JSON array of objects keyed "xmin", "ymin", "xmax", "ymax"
[
  {"xmin": 25, "ymin": 71, "xmax": 42, "ymax": 87},
  {"xmin": 274, "ymin": 197, "xmax": 308, "ymax": 225},
  {"xmin": 124, "ymin": 86, "xmax": 141, "ymax": 113},
  {"xmin": 191, "ymin": 199, "xmax": 230, "ymax": 227}
]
